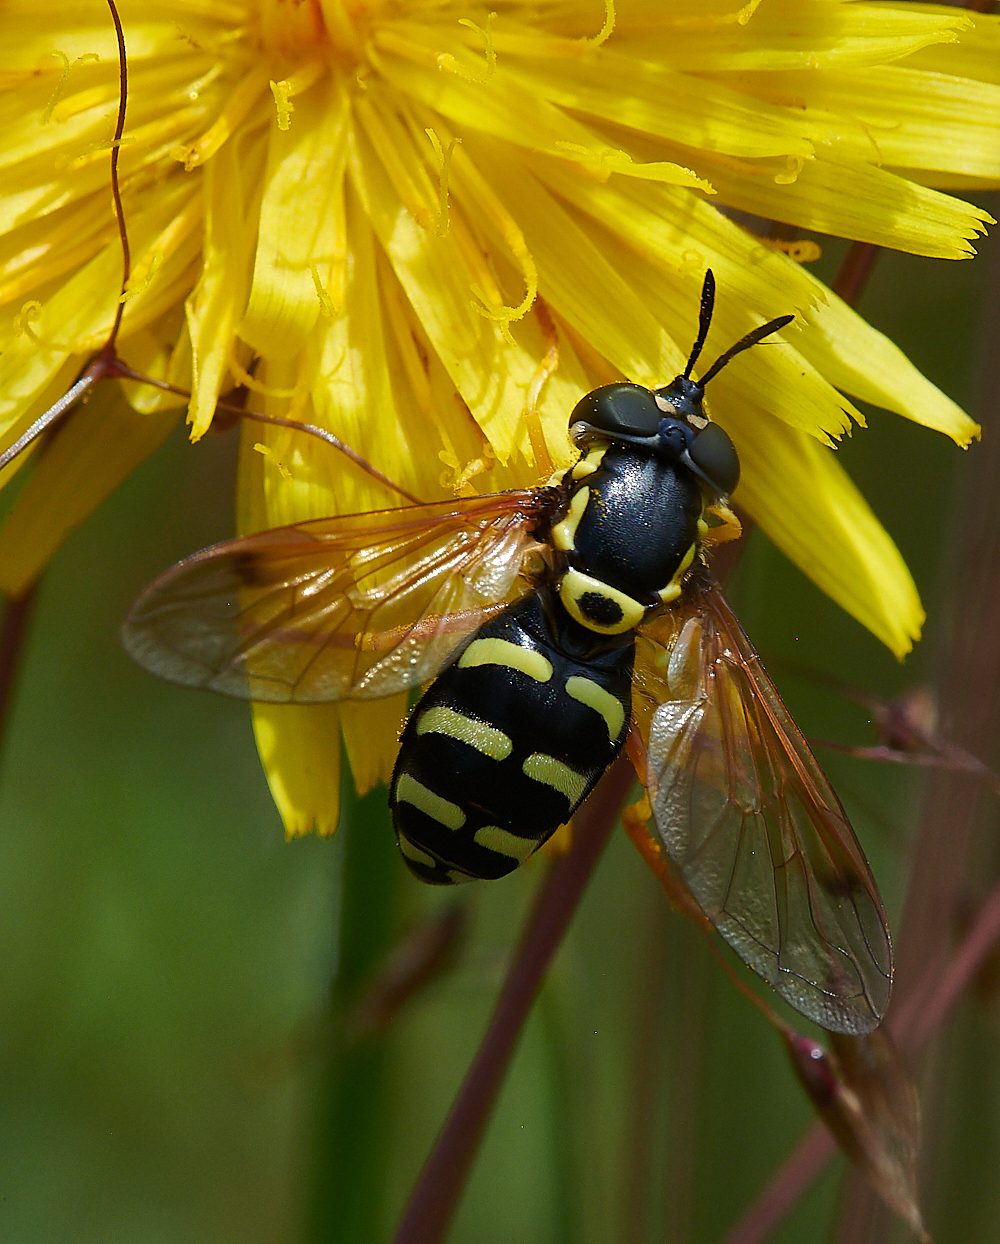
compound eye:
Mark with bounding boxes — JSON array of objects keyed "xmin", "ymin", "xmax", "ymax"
[
  {"xmin": 569, "ymin": 383, "xmax": 661, "ymax": 436},
  {"xmin": 689, "ymin": 422, "xmax": 740, "ymax": 496}
]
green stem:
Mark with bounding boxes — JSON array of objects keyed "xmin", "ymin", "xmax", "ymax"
[{"xmin": 308, "ymin": 777, "xmax": 401, "ymax": 1244}]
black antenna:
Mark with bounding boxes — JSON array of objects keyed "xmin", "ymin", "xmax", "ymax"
[
  {"xmin": 684, "ymin": 269, "xmax": 716, "ymax": 379},
  {"xmin": 697, "ymin": 312, "xmax": 795, "ymax": 388}
]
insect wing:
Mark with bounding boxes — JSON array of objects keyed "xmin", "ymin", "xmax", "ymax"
[
  {"xmin": 633, "ymin": 573, "xmax": 892, "ymax": 1035},
  {"xmin": 122, "ymin": 492, "xmax": 550, "ymax": 703}
]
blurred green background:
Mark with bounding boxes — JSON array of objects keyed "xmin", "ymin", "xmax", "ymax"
[{"xmin": 0, "ymin": 201, "xmax": 997, "ymax": 1244}]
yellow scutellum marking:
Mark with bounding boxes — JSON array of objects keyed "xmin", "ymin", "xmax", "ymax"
[
  {"xmin": 582, "ymin": 0, "xmax": 616, "ymax": 48},
  {"xmin": 424, "ymin": 128, "xmax": 461, "ymax": 238},
  {"xmin": 227, "ymin": 354, "xmax": 307, "ymax": 398},
  {"xmin": 417, "ymin": 706, "xmax": 513, "ymax": 761},
  {"xmin": 42, "ymin": 51, "xmax": 100, "ymax": 125},
  {"xmin": 395, "ymin": 773, "xmax": 466, "ymax": 830},
  {"xmin": 459, "ymin": 639, "xmax": 553, "ymax": 683},
  {"xmin": 439, "ymin": 13, "xmax": 497, "ymax": 84},
  {"xmin": 475, "ymin": 826, "xmax": 537, "ymax": 862},
  {"xmin": 253, "ymin": 443, "xmax": 292, "ymax": 480},
  {"xmin": 269, "ymin": 79, "xmax": 293, "ymax": 130},
  {"xmin": 522, "ymin": 753, "xmax": 588, "ymax": 805},
  {"xmin": 565, "ymin": 676, "xmax": 624, "ymax": 742},
  {"xmin": 308, "ymin": 262, "xmax": 337, "ymax": 317},
  {"xmin": 120, "ymin": 253, "xmax": 162, "ymax": 305},
  {"xmin": 560, "ymin": 568, "xmax": 646, "ymax": 635}
]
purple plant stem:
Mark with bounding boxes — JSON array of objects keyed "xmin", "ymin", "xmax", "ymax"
[
  {"xmin": 390, "ymin": 754, "xmax": 635, "ymax": 1244},
  {"xmin": 720, "ymin": 161, "xmax": 1000, "ymax": 1244},
  {"xmin": 831, "ymin": 243, "xmax": 881, "ymax": 307},
  {"xmin": 719, "ymin": 865, "xmax": 1000, "ymax": 1244}
]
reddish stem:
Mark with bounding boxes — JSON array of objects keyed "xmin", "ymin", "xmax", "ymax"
[
  {"xmin": 390, "ymin": 755, "xmax": 635, "ymax": 1244},
  {"xmin": 830, "ymin": 243, "xmax": 881, "ymax": 307}
]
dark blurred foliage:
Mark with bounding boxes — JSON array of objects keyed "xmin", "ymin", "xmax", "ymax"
[{"xmin": 0, "ymin": 198, "xmax": 997, "ymax": 1244}]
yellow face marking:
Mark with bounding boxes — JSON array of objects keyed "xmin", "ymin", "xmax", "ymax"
[
  {"xmin": 458, "ymin": 638, "xmax": 553, "ymax": 683},
  {"xmin": 570, "ymin": 445, "xmax": 607, "ymax": 481},
  {"xmin": 559, "ymin": 568, "xmax": 646, "ymax": 635},
  {"xmin": 657, "ymin": 541, "xmax": 697, "ymax": 605},
  {"xmin": 395, "ymin": 773, "xmax": 466, "ymax": 830},
  {"xmin": 564, "ymin": 675, "xmax": 625, "ymax": 742},
  {"xmin": 474, "ymin": 825, "xmax": 538, "ymax": 862},
  {"xmin": 522, "ymin": 753, "xmax": 588, "ymax": 806},
  {"xmin": 551, "ymin": 486, "xmax": 590, "ymax": 552},
  {"xmin": 417, "ymin": 706, "xmax": 513, "ymax": 760},
  {"xmin": 398, "ymin": 837, "xmax": 439, "ymax": 869}
]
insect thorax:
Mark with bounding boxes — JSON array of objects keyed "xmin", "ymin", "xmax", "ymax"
[{"xmin": 551, "ymin": 441, "xmax": 705, "ymax": 636}]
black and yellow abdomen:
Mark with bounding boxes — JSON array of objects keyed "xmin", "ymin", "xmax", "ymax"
[{"xmin": 390, "ymin": 591, "xmax": 633, "ymax": 884}]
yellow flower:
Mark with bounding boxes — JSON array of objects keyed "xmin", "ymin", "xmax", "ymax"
[{"xmin": 0, "ymin": 0, "xmax": 995, "ymax": 833}]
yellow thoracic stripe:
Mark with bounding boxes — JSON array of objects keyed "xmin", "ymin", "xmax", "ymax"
[
  {"xmin": 474, "ymin": 825, "xmax": 538, "ymax": 862},
  {"xmin": 458, "ymin": 637, "xmax": 553, "ymax": 683},
  {"xmin": 570, "ymin": 445, "xmax": 607, "ymax": 481},
  {"xmin": 657, "ymin": 541, "xmax": 696, "ymax": 605},
  {"xmin": 552, "ymin": 486, "xmax": 590, "ymax": 552},
  {"xmin": 416, "ymin": 705, "xmax": 513, "ymax": 760},
  {"xmin": 395, "ymin": 773, "xmax": 466, "ymax": 829},
  {"xmin": 522, "ymin": 753, "xmax": 588, "ymax": 805},
  {"xmin": 564, "ymin": 675, "xmax": 625, "ymax": 741}
]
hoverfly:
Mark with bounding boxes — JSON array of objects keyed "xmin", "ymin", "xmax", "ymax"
[{"xmin": 122, "ymin": 272, "xmax": 892, "ymax": 1036}]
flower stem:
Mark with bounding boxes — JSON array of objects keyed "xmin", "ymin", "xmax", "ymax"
[
  {"xmin": 830, "ymin": 242, "xmax": 881, "ymax": 306},
  {"xmin": 390, "ymin": 753, "xmax": 635, "ymax": 1244}
]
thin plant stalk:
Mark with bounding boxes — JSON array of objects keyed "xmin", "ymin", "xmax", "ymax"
[
  {"xmin": 390, "ymin": 753, "xmax": 635, "ymax": 1244},
  {"xmin": 721, "ymin": 190, "xmax": 1000, "ymax": 1244}
]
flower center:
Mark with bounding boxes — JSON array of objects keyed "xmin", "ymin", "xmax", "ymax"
[{"xmin": 258, "ymin": 0, "xmax": 389, "ymax": 64}]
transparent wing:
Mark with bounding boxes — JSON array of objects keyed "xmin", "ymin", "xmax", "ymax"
[
  {"xmin": 633, "ymin": 569, "xmax": 892, "ymax": 1035},
  {"xmin": 122, "ymin": 492, "xmax": 553, "ymax": 703}
]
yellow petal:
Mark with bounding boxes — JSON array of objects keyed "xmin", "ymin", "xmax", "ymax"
[
  {"xmin": 501, "ymin": 49, "xmax": 815, "ymax": 161},
  {"xmin": 349, "ymin": 95, "xmax": 575, "ymax": 468},
  {"xmin": 728, "ymin": 406, "xmax": 923, "ymax": 658},
  {"xmin": 608, "ymin": 2, "xmax": 970, "ymax": 72},
  {"xmin": 239, "ymin": 72, "xmax": 350, "ymax": 360},
  {"xmin": 185, "ymin": 132, "xmax": 263, "ymax": 438},
  {"xmin": 793, "ymin": 269, "xmax": 979, "ymax": 447},
  {"xmin": 696, "ymin": 149, "xmax": 992, "ymax": 258},
  {"xmin": 724, "ymin": 65, "xmax": 1000, "ymax": 183},
  {"xmin": 341, "ymin": 697, "xmax": 409, "ymax": 797},
  {"xmin": 251, "ymin": 702, "xmax": 342, "ymax": 838}
]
